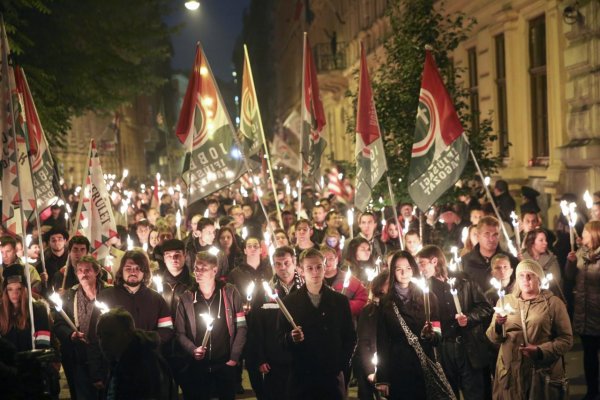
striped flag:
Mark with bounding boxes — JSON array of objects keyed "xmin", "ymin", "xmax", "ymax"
[
  {"xmin": 240, "ymin": 45, "xmax": 264, "ymax": 158},
  {"xmin": 14, "ymin": 67, "xmax": 59, "ymax": 214},
  {"xmin": 0, "ymin": 22, "xmax": 36, "ymax": 234},
  {"xmin": 72, "ymin": 139, "xmax": 118, "ymax": 260},
  {"xmin": 354, "ymin": 43, "xmax": 387, "ymax": 211},
  {"xmin": 300, "ymin": 34, "xmax": 327, "ymax": 184}
]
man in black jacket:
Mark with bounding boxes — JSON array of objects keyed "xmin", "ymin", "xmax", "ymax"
[
  {"xmin": 251, "ymin": 246, "xmax": 301, "ymax": 400},
  {"xmin": 278, "ymin": 248, "xmax": 356, "ymax": 400},
  {"xmin": 417, "ymin": 245, "xmax": 493, "ymax": 400}
]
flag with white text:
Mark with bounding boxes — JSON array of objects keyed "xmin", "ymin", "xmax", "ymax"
[
  {"xmin": 72, "ymin": 139, "xmax": 118, "ymax": 260},
  {"xmin": 176, "ymin": 44, "xmax": 246, "ymax": 203},
  {"xmin": 408, "ymin": 50, "xmax": 469, "ymax": 211}
]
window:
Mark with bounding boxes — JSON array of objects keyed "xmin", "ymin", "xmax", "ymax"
[
  {"xmin": 529, "ymin": 15, "xmax": 548, "ymax": 159},
  {"xmin": 467, "ymin": 47, "xmax": 480, "ymax": 132},
  {"xmin": 495, "ymin": 34, "xmax": 509, "ymax": 157}
]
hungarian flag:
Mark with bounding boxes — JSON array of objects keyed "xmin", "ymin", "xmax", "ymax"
[
  {"xmin": 175, "ymin": 43, "xmax": 246, "ymax": 203},
  {"xmin": 354, "ymin": 43, "xmax": 387, "ymax": 211},
  {"xmin": 240, "ymin": 44, "xmax": 265, "ymax": 159},
  {"xmin": 300, "ymin": 34, "xmax": 326, "ymax": 184},
  {"xmin": 0, "ymin": 22, "xmax": 36, "ymax": 234},
  {"xmin": 14, "ymin": 67, "xmax": 59, "ymax": 214},
  {"xmin": 408, "ymin": 50, "xmax": 469, "ymax": 211},
  {"xmin": 72, "ymin": 139, "xmax": 118, "ymax": 260}
]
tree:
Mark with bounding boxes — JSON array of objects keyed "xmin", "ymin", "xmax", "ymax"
[
  {"xmin": 358, "ymin": 0, "xmax": 501, "ymax": 206},
  {"xmin": 1, "ymin": 0, "xmax": 175, "ymax": 147}
]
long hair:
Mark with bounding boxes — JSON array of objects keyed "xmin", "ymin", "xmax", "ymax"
[
  {"xmin": 0, "ymin": 284, "xmax": 29, "ymax": 335},
  {"xmin": 344, "ymin": 237, "xmax": 373, "ymax": 267},
  {"xmin": 216, "ymin": 226, "xmax": 242, "ymax": 257},
  {"xmin": 114, "ymin": 249, "xmax": 152, "ymax": 287},
  {"xmin": 584, "ymin": 221, "xmax": 600, "ymax": 250},
  {"xmin": 417, "ymin": 245, "xmax": 448, "ymax": 278}
]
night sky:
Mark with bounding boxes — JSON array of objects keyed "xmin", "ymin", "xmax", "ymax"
[{"xmin": 165, "ymin": 0, "xmax": 251, "ymax": 81}]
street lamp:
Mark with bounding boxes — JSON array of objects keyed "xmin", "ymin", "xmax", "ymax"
[{"xmin": 185, "ymin": 0, "xmax": 200, "ymax": 11}]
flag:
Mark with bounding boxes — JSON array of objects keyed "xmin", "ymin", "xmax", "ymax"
[
  {"xmin": 300, "ymin": 34, "xmax": 326, "ymax": 184},
  {"xmin": 354, "ymin": 43, "xmax": 387, "ymax": 211},
  {"xmin": 240, "ymin": 45, "xmax": 264, "ymax": 159},
  {"xmin": 0, "ymin": 22, "xmax": 36, "ymax": 234},
  {"xmin": 407, "ymin": 50, "xmax": 469, "ymax": 211},
  {"xmin": 14, "ymin": 67, "xmax": 59, "ymax": 213},
  {"xmin": 327, "ymin": 167, "xmax": 347, "ymax": 203},
  {"xmin": 176, "ymin": 44, "xmax": 246, "ymax": 203},
  {"xmin": 72, "ymin": 139, "xmax": 118, "ymax": 260}
]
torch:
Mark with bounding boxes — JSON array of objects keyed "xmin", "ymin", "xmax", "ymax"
[
  {"xmin": 49, "ymin": 292, "xmax": 78, "ymax": 332},
  {"xmin": 262, "ymin": 281, "xmax": 298, "ymax": 329},
  {"xmin": 200, "ymin": 313, "xmax": 215, "ymax": 348}
]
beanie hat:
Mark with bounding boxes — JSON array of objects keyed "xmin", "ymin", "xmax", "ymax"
[
  {"xmin": 2, "ymin": 263, "xmax": 25, "ymax": 288},
  {"xmin": 515, "ymin": 259, "xmax": 544, "ymax": 281}
]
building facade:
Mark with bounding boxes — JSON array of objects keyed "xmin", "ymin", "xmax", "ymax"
[{"xmin": 271, "ymin": 0, "xmax": 599, "ymax": 218}]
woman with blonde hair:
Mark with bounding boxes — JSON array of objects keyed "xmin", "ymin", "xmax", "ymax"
[
  {"xmin": 566, "ymin": 220, "xmax": 600, "ymax": 400},
  {"xmin": 487, "ymin": 259, "xmax": 572, "ymax": 399}
]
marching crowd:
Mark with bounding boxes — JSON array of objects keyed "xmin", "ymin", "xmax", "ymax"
[{"xmin": 1, "ymin": 179, "xmax": 600, "ymax": 400}]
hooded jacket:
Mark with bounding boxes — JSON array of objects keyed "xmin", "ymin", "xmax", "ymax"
[{"xmin": 486, "ymin": 290, "xmax": 572, "ymax": 399}]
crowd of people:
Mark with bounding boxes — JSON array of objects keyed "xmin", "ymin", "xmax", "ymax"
[{"xmin": 0, "ymin": 177, "xmax": 599, "ymax": 400}]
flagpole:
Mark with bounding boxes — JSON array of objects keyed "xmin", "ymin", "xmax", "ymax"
[
  {"xmin": 297, "ymin": 32, "xmax": 308, "ymax": 218},
  {"xmin": 198, "ymin": 44, "xmax": 278, "ymax": 243},
  {"xmin": 243, "ymin": 45, "xmax": 284, "ymax": 228},
  {"xmin": 468, "ymin": 147, "xmax": 512, "ymax": 247},
  {"xmin": 1, "ymin": 20, "xmax": 35, "ymax": 349},
  {"xmin": 385, "ymin": 176, "xmax": 404, "ymax": 250}
]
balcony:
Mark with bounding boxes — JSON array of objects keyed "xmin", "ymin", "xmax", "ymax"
[{"xmin": 313, "ymin": 41, "xmax": 347, "ymax": 73}]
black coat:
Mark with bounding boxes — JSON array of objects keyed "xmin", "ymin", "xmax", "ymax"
[
  {"xmin": 462, "ymin": 244, "xmax": 518, "ymax": 292},
  {"xmin": 277, "ymin": 284, "xmax": 356, "ymax": 376},
  {"xmin": 106, "ymin": 330, "xmax": 177, "ymax": 400},
  {"xmin": 430, "ymin": 275, "xmax": 493, "ymax": 369},
  {"xmin": 376, "ymin": 286, "xmax": 439, "ymax": 400}
]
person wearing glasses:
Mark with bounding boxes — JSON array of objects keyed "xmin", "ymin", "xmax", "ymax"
[
  {"xmin": 97, "ymin": 249, "xmax": 174, "ymax": 344},
  {"xmin": 277, "ymin": 248, "xmax": 356, "ymax": 400},
  {"xmin": 175, "ymin": 251, "xmax": 247, "ymax": 400}
]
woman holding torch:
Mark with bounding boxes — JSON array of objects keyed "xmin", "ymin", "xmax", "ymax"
[
  {"xmin": 487, "ymin": 259, "xmax": 572, "ymax": 399},
  {"xmin": 376, "ymin": 251, "xmax": 447, "ymax": 399}
]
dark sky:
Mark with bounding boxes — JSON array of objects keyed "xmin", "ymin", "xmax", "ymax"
[{"xmin": 165, "ymin": 0, "xmax": 251, "ymax": 81}]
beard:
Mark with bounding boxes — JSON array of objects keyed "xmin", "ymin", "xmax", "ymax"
[{"xmin": 126, "ymin": 278, "xmax": 142, "ymax": 287}]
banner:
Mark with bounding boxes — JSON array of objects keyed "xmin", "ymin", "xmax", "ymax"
[
  {"xmin": 354, "ymin": 43, "xmax": 387, "ymax": 211},
  {"xmin": 300, "ymin": 34, "xmax": 327, "ymax": 182},
  {"xmin": 408, "ymin": 50, "xmax": 469, "ymax": 211},
  {"xmin": 14, "ymin": 67, "xmax": 59, "ymax": 213},
  {"xmin": 176, "ymin": 44, "xmax": 246, "ymax": 202},
  {"xmin": 72, "ymin": 139, "xmax": 118, "ymax": 260},
  {"xmin": 240, "ymin": 45, "xmax": 263, "ymax": 158},
  {"xmin": 0, "ymin": 23, "xmax": 36, "ymax": 234}
]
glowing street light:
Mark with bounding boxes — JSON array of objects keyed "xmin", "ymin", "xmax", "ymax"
[{"xmin": 185, "ymin": 1, "xmax": 200, "ymax": 11}]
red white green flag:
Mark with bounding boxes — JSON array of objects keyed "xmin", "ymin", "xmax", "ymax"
[
  {"xmin": 408, "ymin": 50, "xmax": 469, "ymax": 211},
  {"xmin": 176, "ymin": 43, "xmax": 246, "ymax": 203},
  {"xmin": 240, "ymin": 44, "xmax": 264, "ymax": 159},
  {"xmin": 354, "ymin": 43, "xmax": 387, "ymax": 211},
  {"xmin": 72, "ymin": 139, "xmax": 118, "ymax": 260},
  {"xmin": 300, "ymin": 34, "xmax": 326, "ymax": 182}
]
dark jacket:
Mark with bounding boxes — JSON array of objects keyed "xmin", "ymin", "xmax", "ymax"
[
  {"xmin": 156, "ymin": 268, "xmax": 194, "ymax": 318},
  {"xmin": 250, "ymin": 279, "xmax": 299, "ymax": 367},
  {"xmin": 227, "ymin": 259, "xmax": 273, "ymax": 312},
  {"xmin": 430, "ymin": 274, "xmax": 494, "ymax": 369},
  {"xmin": 377, "ymin": 286, "xmax": 440, "ymax": 399},
  {"xmin": 3, "ymin": 301, "xmax": 52, "ymax": 352},
  {"xmin": 97, "ymin": 285, "xmax": 174, "ymax": 343},
  {"xmin": 175, "ymin": 281, "xmax": 247, "ymax": 363},
  {"xmin": 105, "ymin": 330, "xmax": 177, "ymax": 400},
  {"xmin": 277, "ymin": 284, "xmax": 356, "ymax": 376},
  {"xmin": 53, "ymin": 281, "xmax": 109, "ymax": 383},
  {"xmin": 566, "ymin": 245, "xmax": 600, "ymax": 335},
  {"xmin": 462, "ymin": 244, "xmax": 518, "ymax": 292},
  {"xmin": 356, "ymin": 302, "xmax": 380, "ymax": 377}
]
